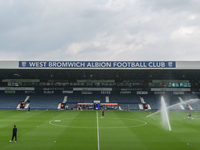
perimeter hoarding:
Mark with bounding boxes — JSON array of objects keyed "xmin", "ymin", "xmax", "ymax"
[{"xmin": 19, "ymin": 61, "xmax": 176, "ymax": 69}]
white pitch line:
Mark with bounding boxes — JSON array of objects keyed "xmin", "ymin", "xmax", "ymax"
[
  {"xmin": 49, "ymin": 118, "xmax": 147, "ymax": 129},
  {"xmin": 96, "ymin": 111, "xmax": 100, "ymax": 150}
]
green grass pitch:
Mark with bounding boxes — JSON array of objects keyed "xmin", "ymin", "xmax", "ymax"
[{"xmin": 0, "ymin": 110, "xmax": 200, "ymax": 150}]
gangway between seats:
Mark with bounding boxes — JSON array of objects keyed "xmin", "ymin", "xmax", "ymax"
[
  {"xmin": 188, "ymin": 105, "xmax": 193, "ymax": 110},
  {"xmin": 179, "ymin": 104, "xmax": 185, "ymax": 110},
  {"xmin": 141, "ymin": 96, "xmax": 151, "ymax": 110},
  {"xmin": 25, "ymin": 103, "xmax": 30, "ymax": 109},
  {"xmin": 62, "ymin": 96, "xmax": 68, "ymax": 103},
  {"xmin": 138, "ymin": 103, "xmax": 143, "ymax": 109},
  {"xmin": 140, "ymin": 97, "xmax": 146, "ymax": 103},
  {"xmin": 16, "ymin": 104, "xmax": 20, "ymax": 109},
  {"xmin": 178, "ymin": 97, "xmax": 186, "ymax": 110},
  {"xmin": 16, "ymin": 95, "xmax": 30, "ymax": 110},
  {"xmin": 105, "ymin": 96, "xmax": 109, "ymax": 103},
  {"xmin": 24, "ymin": 96, "xmax": 30, "ymax": 102},
  {"xmin": 57, "ymin": 103, "xmax": 61, "ymax": 109},
  {"xmin": 57, "ymin": 96, "xmax": 68, "ymax": 110},
  {"xmin": 147, "ymin": 104, "xmax": 151, "ymax": 110}
]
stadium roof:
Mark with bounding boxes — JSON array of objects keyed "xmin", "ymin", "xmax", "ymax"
[{"xmin": 0, "ymin": 61, "xmax": 200, "ymax": 80}]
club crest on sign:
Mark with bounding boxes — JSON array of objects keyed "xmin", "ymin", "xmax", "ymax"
[
  {"xmin": 22, "ymin": 62, "xmax": 26, "ymax": 67},
  {"xmin": 168, "ymin": 62, "xmax": 173, "ymax": 67}
]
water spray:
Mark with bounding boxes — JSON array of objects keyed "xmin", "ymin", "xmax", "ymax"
[
  {"xmin": 161, "ymin": 96, "xmax": 171, "ymax": 131},
  {"xmin": 146, "ymin": 98, "xmax": 199, "ymax": 118},
  {"xmin": 146, "ymin": 97, "xmax": 200, "ymax": 132}
]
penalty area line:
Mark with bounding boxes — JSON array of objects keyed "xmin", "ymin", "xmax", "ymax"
[{"xmin": 96, "ymin": 111, "xmax": 100, "ymax": 150}]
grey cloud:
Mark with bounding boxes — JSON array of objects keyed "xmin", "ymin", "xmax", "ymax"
[
  {"xmin": 140, "ymin": 0, "xmax": 200, "ymax": 12},
  {"xmin": 0, "ymin": 0, "xmax": 200, "ymax": 61}
]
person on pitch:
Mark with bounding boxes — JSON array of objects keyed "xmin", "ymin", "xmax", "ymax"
[
  {"xmin": 10, "ymin": 125, "xmax": 17, "ymax": 143},
  {"xmin": 187, "ymin": 114, "xmax": 191, "ymax": 119},
  {"xmin": 101, "ymin": 109, "xmax": 105, "ymax": 118},
  {"xmin": 187, "ymin": 113, "xmax": 194, "ymax": 120}
]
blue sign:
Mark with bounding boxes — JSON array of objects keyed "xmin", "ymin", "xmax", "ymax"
[{"xmin": 19, "ymin": 61, "xmax": 176, "ymax": 68}]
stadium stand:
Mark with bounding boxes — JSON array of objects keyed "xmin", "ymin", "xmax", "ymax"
[
  {"xmin": 109, "ymin": 91, "xmax": 140, "ymax": 103},
  {"xmin": 82, "ymin": 92, "xmax": 102, "ymax": 103},
  {"xmin": 1, "ymin": 89, "xmax": 198, "ymax": 110},
  {"xmin": 142, "ymin": 94, "xmax": 161, "ymax": 109},
  {"xmin": 0, "ymin": 91, "xmax": 27, "ymax": 109},
  {"xmin": 29, "ymin": 91, "xmax": 63, "ymax": 110},
  {"xmin": 67, "ymin": 92, "xmax": 82, "ymax": 103},
  {"xmin": 1, "ymin": 61, "xmax": 200, "ymax": 111}
]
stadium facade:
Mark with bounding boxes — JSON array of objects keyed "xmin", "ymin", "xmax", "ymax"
[{"xmin": 0, "ymin": 61, "xmax": 200, "ymax": 110}]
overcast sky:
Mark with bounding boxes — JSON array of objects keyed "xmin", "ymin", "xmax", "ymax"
[{"xmin": 0, "ymin": 0, "xmax": 200, "ymax": 61}]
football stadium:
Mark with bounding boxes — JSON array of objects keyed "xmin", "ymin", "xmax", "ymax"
[{"xmin": 0, "ymin": 61, "xmax": 200, "ymax": 150}]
